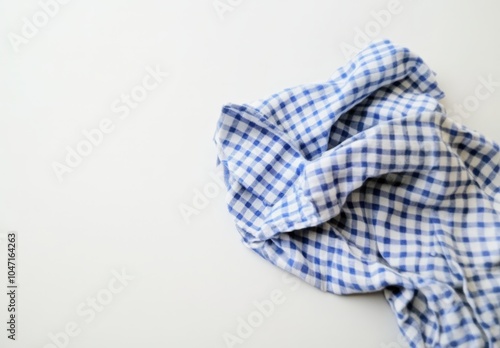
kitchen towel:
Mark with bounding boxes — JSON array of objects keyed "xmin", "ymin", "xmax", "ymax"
[{"xmin": 214, "ymin": 39, "xmax": 500, "ymax": 347}]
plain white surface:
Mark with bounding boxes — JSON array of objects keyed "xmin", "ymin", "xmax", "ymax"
[{"xmin": 1, "ymin": 1, "xmax": 500, "ymax": 347}]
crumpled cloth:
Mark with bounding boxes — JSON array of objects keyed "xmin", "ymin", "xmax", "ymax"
[{"xmin": 214, "ymin": 40, "xmax": 500, "ymax": 347}]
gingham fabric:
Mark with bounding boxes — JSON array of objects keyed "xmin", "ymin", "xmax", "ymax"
[{"xmin": 214, "ymin": 40, "xmax": 500, "ymax": 347}]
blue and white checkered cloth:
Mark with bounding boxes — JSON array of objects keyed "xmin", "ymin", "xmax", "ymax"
[{"xmin": 214, "ymin": 40, "xmax": 500, "ymax": 347}]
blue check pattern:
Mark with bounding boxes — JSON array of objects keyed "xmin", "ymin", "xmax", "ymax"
[{"xmin": 214, "ymin": 40, "xmax": 500, "ymax": 347}]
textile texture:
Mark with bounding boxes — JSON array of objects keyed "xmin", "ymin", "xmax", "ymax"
[{"xmin": 214, "ymin": 40, "xmax": 500, "ymax": 347}]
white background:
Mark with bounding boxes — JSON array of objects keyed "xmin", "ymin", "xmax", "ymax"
[{"xmin": 1, "ymin": 1, "xmax": 500, "ymax": 347}]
